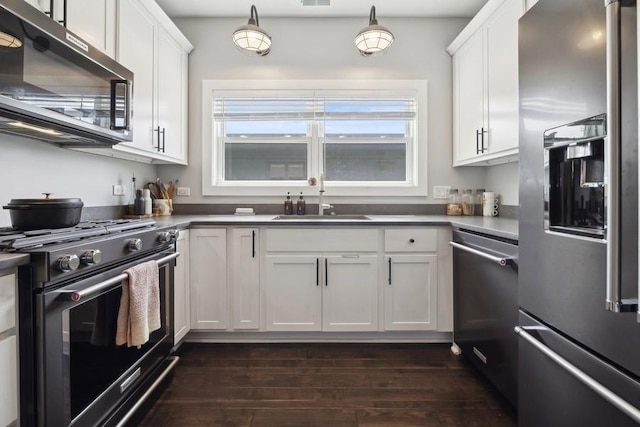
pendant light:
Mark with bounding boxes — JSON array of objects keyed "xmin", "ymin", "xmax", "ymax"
[
  {"xmin": 0, "ymin": 30, "xmax": 22, "ymax": 48},
  {"xmin": 354, "ymin": 6, "xmax": 394, "ymax": 57},
  {"xmin": 232, "ymin": 5, "xmax": 272, "ymax": 57}
]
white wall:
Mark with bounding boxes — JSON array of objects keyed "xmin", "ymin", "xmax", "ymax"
[
  {"xmin": 485, "ymin": 162, "xmax": 519, "ymax": 205},
  {"xmin": 158, "ymin": 16, "xmax": 487, "ymax": 205},
  {"xmin": 0, "ymin": 134, "xmax": 157, "ymax": 227}
]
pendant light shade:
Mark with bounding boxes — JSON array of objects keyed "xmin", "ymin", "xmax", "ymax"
[
  {"xmin": 0, "ymin": 30, "xmax": 22, "ymax": 48},
  {"xmin": 355, "ymin": 6, "xmax": 394, "ymax": 57},
  {"xmin": 232, "ymin": 5, "xmax": 271, "ymax": 57}
]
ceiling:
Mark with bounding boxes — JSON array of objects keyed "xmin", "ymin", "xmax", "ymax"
[{"xmin": 154, "ymin": 0, "xmax": 489, "ymax": 18}]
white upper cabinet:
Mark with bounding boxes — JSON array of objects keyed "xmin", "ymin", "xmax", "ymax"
[
  {"xmin": 448, "ymin": 0, "xmax": 525, "ymax": 166},
  {"xmin": 117, "ymin": 0, "xmax": 156, "ymax": 153},
  {"xmin": 115, "ymin": 0, "xmax": 193, "ymax": 164},
  {"xmin": 64, "ymin": 0, "xmax": 117, "ymax": 57}
]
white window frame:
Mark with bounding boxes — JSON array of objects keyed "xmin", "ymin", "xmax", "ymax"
[{"xmin": 202, "ymin": 80, "xmax": 428, "ymax": 197}]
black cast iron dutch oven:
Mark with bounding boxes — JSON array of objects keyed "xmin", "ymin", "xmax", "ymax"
[{"xmin": 3, "ymin": 193, "xmax": 84, "ymax": 230}]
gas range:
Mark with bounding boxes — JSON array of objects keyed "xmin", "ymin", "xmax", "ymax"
[
  {"xmin": 2, "ymin": 218, "xmax": 178, "ymax": 287},
  {"xmin": 14, "ymin": 219, "xmax": 180, "ymax": 426}
]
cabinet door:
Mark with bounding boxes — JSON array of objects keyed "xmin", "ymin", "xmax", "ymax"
[
  {"xmin": 117, "ymin": 0, "xmax": 156, "ymax": 153},
  {"xmin": 0, "ymin": 273, "xmax": 16, "ymax": 334},
  {"xmin": 384, "ymin": 255, "xmax": 438, "ymax": 331},
  {"xmin": 156, "ymin": 26, "xmax": 188, "ymax": 163},
  {"xmin": 0, "ymin": 336, "xmax": 17, "ymax": 427},
  {"xmin": 485, "ymin": 0, "xmax": 523, "ymax": 155},
  {"xmin": 190, "ymin": 229, "xmax": 227, "ymax": 330},
  {"xmin": 174, "ymin": 230, "xmax": 190, "ymax": 343},
  {"xmin": 453, "ymin": 30, "xmax": 485, "ymax": 164},
  {"xmin": 65, "ymin": 0, "xmax": 116, "ymax": 57},
  {"xmin": 265, "ymin": 255, "xmax": 321, "ymax": 331},
  {"xmin": 322, "ymin": 255, "xmax": 379, "ymax": 332},
  {"xmin": 231, "ymin": 228, "xmax": 260, "ymax": 330}
]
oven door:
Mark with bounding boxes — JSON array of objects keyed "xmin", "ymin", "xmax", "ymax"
[{"xmin": 36, "ymin": 250, "xmax": 176, "ymax": 427}]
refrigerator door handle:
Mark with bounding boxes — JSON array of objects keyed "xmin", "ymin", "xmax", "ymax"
[
  {"xmin": 604, "ymin": 0, "xmax": 638, "ymax": 314},
  {"xmin": 515, "ymin": 326, "xmax": 640, "ymax": 424}
]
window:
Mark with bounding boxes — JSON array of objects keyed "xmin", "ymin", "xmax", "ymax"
[{"xmin": 202, "ymin": 80, "xmax": 428, "ymax": 197}]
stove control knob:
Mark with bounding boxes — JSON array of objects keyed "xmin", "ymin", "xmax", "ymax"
[
  {"xmin": 127, "ymin": 239, "xmax": 143, "ymax": 252},
  {"xmin": 158, "ymin": 230, "xmax": 177, "ymax": 243},
  {"xmin": 57, "ymin": 254, "xmax": 80, "ymax": 272},
  {"xmin": 81, "ymin": 249, "xmax": 102, "ymax": 265}
]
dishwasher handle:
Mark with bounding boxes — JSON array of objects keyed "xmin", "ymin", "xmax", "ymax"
[{"xmin": 449, "ymin": 241, "xmax": 512, "ymax": 266}]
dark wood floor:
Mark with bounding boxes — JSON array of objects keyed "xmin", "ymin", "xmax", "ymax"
[{"xmin": 139, "ymin": 343, "xmax": 517, "ymax": 427}]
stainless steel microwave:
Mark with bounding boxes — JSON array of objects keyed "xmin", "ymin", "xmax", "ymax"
[{"xmin": 0, "ymin": 0, "xmax": 133, "ymax": 146}]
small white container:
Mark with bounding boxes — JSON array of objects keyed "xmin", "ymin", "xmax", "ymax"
[
  {"xmin": 482, "ymin": 192, "xmax": 499, "ymax": 217},
  {"xmin": 143, "ymin": 189, "xmax": 152, "ymax": 215}
]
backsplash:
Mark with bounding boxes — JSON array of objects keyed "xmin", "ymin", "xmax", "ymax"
[{"xmin": 0, "ymin": 133, "xmax": 157, "ymax": 227}]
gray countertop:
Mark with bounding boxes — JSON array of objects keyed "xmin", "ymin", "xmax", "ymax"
[
  {"xmin": 154, "ymin": 214, "xmax": 519, "ymax": 241},
  {"xmin": 0, "ymin": 253, "xmax": 30, "ymax": 271}
]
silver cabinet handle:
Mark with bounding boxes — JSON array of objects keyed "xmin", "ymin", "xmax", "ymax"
[
  {"xmin": 604, "ymin": 0, "xmax": 638, "ymax": 314},
  {"xmin": 57, "ymin": 252, "xmax": 180, "ymax": 302},
  {"xmin": 449, "ymin": 241, "xmax": 511, "ymax": 266},
  {"xmin": 515, "ymin": 326, "xmax": 640, "ymax": 424}
]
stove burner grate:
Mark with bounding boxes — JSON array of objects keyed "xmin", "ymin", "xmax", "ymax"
[{"xmin": 0, "ymin": 219, "xmax": 157, "ymax": 251}]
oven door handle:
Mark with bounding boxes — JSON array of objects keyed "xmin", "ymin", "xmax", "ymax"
[{"xmin": 56, "ymin": 252, "xmax": 180, "ymax": 302}]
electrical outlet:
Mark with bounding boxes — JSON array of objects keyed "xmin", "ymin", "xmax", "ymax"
[
  {"xmin": 433, "ymin": 185, "xmax": 451, "ymax": 199},
  {"xmin": 112, "ymin": 184, "xmax": 125, "ymax": 196},
  {"xmin": 176, "ymin": 187, "xmax": 191, "ymax": 196}
]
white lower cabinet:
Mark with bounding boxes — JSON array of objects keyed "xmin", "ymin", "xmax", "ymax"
[
  {"xmin": 322, "ymin": 255, "xmax": 378, "ymax": 332},
  {"xmin": 174, "ymin": 230, "xmax": 190, "ymax": 343},
  {"xmin": 264, "ymin": 254, "xmax": 379, "ymax": 332},
  {"xmin": 0, "ymin": 335, "xmax": 17, "ymax": 427},
  {"xmin": 189, "ymin": 229, "xmax": 227, "ymax": 330},
  {"xmin": 230, "ymin": 228, "xmax": 260, "ymax": 330},
  {"xmin": 186, "ymin": 225, "xmax": 452, "ymax": 337},
  {"xmin": 384, "ymin": 228, "xmax": 440, "ymax": 331},
  {"xmin": 385, "ymin": 255, "xmax": 438, "ymax": 331},
  {"xmin": 0, "ymin": 271, "xmax": 17, "ymax": 427},
  {"xmin": 265, "ymin": 255, "xmax": 321, "ymax": 331}
]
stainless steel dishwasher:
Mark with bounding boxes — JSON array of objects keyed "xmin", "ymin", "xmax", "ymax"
[{"xmin": 450, "ymin": 228, "xmax": 519, "ymax": 408}]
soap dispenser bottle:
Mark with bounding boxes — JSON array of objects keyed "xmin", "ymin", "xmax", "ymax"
[
  {"xmin": 284, "ymin": 192, "xmax": 293, "ymax": 215},
  {"xmin": 297, "ymin": 193, "xmax": 306, "ymax": 215}
]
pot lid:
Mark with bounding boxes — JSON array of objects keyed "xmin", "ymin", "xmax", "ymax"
[{"xmin": 5, "ymin": 193, "xmax": 83, "ymax": 207}]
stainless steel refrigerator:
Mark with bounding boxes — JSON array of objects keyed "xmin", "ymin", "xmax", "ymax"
[{"xmin": 518, "ymin": 0, "xmax": 640, "ymax": 425}]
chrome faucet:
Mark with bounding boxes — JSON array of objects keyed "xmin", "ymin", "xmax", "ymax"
[{"xmin": 318, "ymin": 172, "xmax": 333, "ymax": 215}]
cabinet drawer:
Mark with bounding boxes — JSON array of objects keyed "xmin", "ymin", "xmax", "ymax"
[
  {"xmin": 385, "ymin": 229, "xmax": 437, "ymax": 252},
  {"xmin": 0, "ymin": 335, "xmax": 17, "ymax": 427},
  {"xmin": 0, "ymin": 273, "xmax": 15, "ymax": 335},
  {"xmin": 266, "ymin": 228, "xmax": 378, "ymax": 252}
]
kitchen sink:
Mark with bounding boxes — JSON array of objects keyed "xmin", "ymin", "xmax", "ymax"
[{"xmin": 272, "ymin": 215, "xmax": 371, "ymax": 220}]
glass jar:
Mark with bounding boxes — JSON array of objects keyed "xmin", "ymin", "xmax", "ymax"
[
  {"xmin": 446, "ymin": 188, "xmax": 462, "ymax": 216},
  {"xmin": 462, "ymin": 189, "xmax": 475, "ymax": 215},
  {"xmin": 475, "ymin": 189, "xmax": 485, "ymax": 216}
]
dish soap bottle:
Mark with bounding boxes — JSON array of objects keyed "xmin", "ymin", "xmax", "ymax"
[
  {"xmin": 297, "ymin": 193, "xmax": 306, "ymax": 215},
  {"xmin": 284, "ymin": 192, "xmax": 293, "ymax": 215}
]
